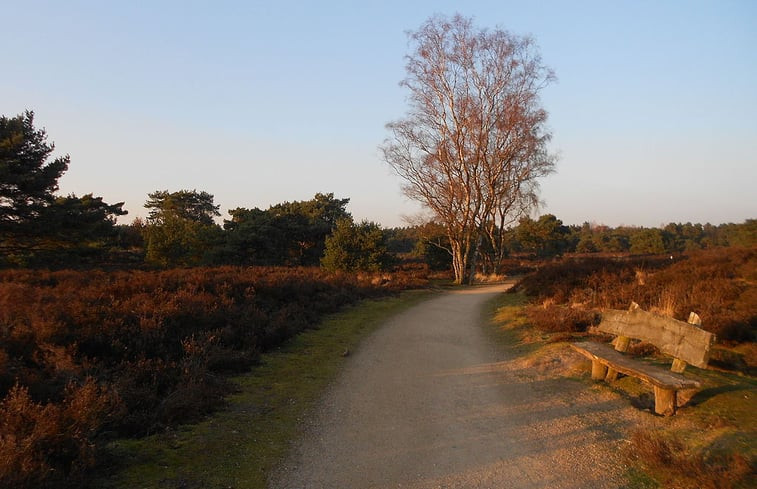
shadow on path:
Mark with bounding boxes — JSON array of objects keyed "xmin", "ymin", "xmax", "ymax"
[{"xmin": 270, "ymin": 284, "xmax": 641, "ymax": 489}]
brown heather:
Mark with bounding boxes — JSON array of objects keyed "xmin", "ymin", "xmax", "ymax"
[
  {"xmin": 0, "ymin": 266, "xmax": 430, "ymax": 488},
  {"xmin": 513, "ymin": 247, "xmax": 756, "ymax": 345}
]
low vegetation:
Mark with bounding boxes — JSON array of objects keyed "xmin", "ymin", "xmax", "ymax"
[
  {"xmin": 0, "ymin": 266, "xmax": 430, "ymax": 489},
  {"xmin": 95, "ymin": 289, "xmax": 434, "ymax": 489},
  {"xmin": 513, "ymin": 247, "xmax": 756, "ymax": 347},
  {"xmin": 627, "ymin": 429, "xmax": 754, "ymax": 489},
  {"xmin": 505, "ymin": 246, "xmax": 756, "ymax": 488}
]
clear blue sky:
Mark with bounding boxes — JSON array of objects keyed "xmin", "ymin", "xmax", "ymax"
[{"xmin": 4, "ymin": 0, "xmax": 756, "ymax": 228}]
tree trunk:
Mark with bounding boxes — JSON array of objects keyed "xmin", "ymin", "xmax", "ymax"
[
  {"xmin": 451, "ymin": 241, "xmax": 463, "ymax": 285},
  {"xmin": 467, "ymin": 235, "xmax": 482, "ymax": 284}
]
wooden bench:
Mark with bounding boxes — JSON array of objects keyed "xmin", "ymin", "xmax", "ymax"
[{"xmin": 570, "ymin": 302, "xmax": 715, "ymax": 415}]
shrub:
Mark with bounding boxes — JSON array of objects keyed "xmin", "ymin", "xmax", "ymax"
[
  {"xmin": 525, "ymin": 304, "xmax": 598, "ymax": 333},
  {"xmin": 0, "ymin": 265, "xmax": 429, "ymax": 488},
  {"xmin": 513, "ymin": 248, "xmax": 756, "ymax": 344},
  {"xmin": 0, "ymin": 379, "xmax": 118, "ymax": 489},
  {"xmin": 511, "ymin": 256, "xmax": 669, "ymax": 305},
  {"xmin": 321, "ymin": 219, "xmax": 392, "ymax": 272}
]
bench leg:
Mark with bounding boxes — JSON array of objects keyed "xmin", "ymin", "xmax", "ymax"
[
  {"xmin": 591, "ymin": 360, "xmax": 608, "ymax": 380},
  {"xmin": 654, "ymin": 387, "xmax": 677, "ymax": 416},
  {"xmin": 677, "ymin": 388, "xmax": 697, "ymax": 408},
  {"xmin": 605, "ymin": 367, "xmax": 620, "ymax": 382}
]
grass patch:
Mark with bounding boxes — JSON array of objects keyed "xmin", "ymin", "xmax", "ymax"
[
  {"xmin": 626, "ymin": 429, "xmax": 755, "ymax": 489},
  {"xmin": 613, "ymin": 355, "xmax": 757, "ymax": 488},
  {"xmin": 94, "ymin": 289, "xmax": 436, "ymax": 489},
  {"xmin": 484, "ymin": 290, "xmax": 534, "ymax": 354},
  {"xmin": 485, "ymin": 290, "xmax": 589, "ymax": 360}
]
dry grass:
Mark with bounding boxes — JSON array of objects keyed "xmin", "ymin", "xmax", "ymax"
[
  {"xmin": 650, "ymin": 287, "xmax": 678, "ymax": 317},
  {"xmin": 627, "ymin": 429, "xmax": 754, "ymax": 489},
  {"xmin": 474, "ymin": 272, "xmax": 508, "ymax": 283}
]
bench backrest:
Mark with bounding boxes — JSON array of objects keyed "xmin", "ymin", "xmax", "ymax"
[{"xmin": 598, "ymin": 305, "xmax": 715, "ymax": 369}]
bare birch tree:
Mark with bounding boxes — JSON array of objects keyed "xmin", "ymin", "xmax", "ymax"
[{"xmin": 381, "ymin": 14, "xmax": 556, "ymax": 284}]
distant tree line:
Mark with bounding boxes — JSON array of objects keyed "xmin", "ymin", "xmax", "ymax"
[
  {"xmin": 2, "ymin": 111, "xmax": 754, "ymax": 273},
  {"xmin": 0, "ymin": 111, "xmax": 393, "ymax": 271},
  {"xmin": 382, "ymin": 215, "xmax": 755, "ymax": 274},
  {"xmin": 503, "ymin": 214, "xmax": 756, "ymax": 258},
  {"xmin": 136, "ymin": 188, "xmax": 392, "ymax": 271}
]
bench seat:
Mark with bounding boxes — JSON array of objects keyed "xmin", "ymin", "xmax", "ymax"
[{"xmin": 571, "ymin": 341, "xmax": 701, "ymax": 390}]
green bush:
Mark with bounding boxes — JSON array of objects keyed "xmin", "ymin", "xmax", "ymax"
[{"xmin": 321, "ymin": 219, "xmax": 392, "ymax": 272}]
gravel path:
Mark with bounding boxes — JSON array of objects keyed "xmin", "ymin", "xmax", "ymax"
[{"xmin": 270, "ymin": 284, "xmax": 640, "ymax": 489}]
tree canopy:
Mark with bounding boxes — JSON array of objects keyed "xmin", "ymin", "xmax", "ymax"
[
  {"xmin": 0, "ymin": 111, "xmax": 125, "ymax": 266},
  {"xmin": 381, "ymin": 14, "xmax": 556, "ymax": 283},
  {"xmin": 0, "ymin": 111, "xmax": 69, "ymax": 226},
  {"xmin": 513, "ymin": 214, "xmax": 570, "ymax": 257},
  {"xmin": 145, "ymin": 189, "xmax": 220, "ymax": 226},
  {"xmin": 142, "ymin": 189, "xmax": 222, "ymax": 267},
  {"xmin": 222, "ymin": 193, "xmax": 350, "ymax": 266},
  {"xmin": 134, "ymin": 191, "xmax": 353, "ymax": 268}
]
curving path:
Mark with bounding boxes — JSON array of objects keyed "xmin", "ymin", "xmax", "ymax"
[{"xmin": 270, "ymin": 284, "xmax": 639, "ymax": 488}]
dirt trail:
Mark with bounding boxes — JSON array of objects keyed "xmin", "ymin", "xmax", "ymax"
[{"xmin": 270, "ymin": 284, "xmax": 642, "ymax": 489}]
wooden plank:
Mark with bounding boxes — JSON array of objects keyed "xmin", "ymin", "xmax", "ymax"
[
  {"xmin": 570, "ymin": 342, "xmax": 701, "ymax": 390},
  {"xmin": 688, "ymin": 311, "xmax": 702, "ymax": 326},
  {"xmin": 598, "ymin": 308, "xmax": 715, "ymax": 368},
  {"xmin": 671, "ymin": 312, "xmax": 702, "ymax": 373},
  {"xmin": 613, "ymin": 335, "xmax": 631, "ymax": 352}
]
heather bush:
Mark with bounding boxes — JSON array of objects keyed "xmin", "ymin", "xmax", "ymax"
[
  {"xmin": 0, "ymin": 379, "xmax": 117, "ymax": 489},
  {"xmin": 524, "ymin": 304, "xmax": 599, "ymax": 333},
  {"xmin": 512, "ymin": 256, "xmax": 670, "ymax": 304},
  {"xmin": 636, "ymin": 248, "xmax": 756, "ymax": 342},
  {"xmin": 0, "ymin": 265, "xmax": 428, "ymax": 487},
  {"xmin": 0, "ymin": 266, "xmax": 401, "ymax": 423},
  {"xmin": 514, "ymin": 248, "xmax": 756, "ymax": 343}
]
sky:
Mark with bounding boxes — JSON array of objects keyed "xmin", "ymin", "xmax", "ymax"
[{"xmin": 3, "ymin": 0, "xmax": 756, "ymax": 228}]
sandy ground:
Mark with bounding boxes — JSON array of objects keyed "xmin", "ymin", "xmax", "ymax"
[{"xmin": 269, "ymin": 284, "xmax": 644, "ymax": 489}]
